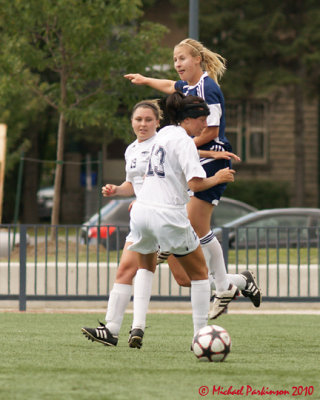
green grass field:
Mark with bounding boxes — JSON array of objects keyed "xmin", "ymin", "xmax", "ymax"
[{"xmin": 0, "ymin": 312, "xmax": 319, "ymax": 400}]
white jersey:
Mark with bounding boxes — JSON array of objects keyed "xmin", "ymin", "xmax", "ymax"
[
  {"xmin": 136, "ymin": 125, "xmax": 206, "ymax": 207},
  {"xmin": 125, "ymin": 135, "xmax": 157, "ymax": 195}
]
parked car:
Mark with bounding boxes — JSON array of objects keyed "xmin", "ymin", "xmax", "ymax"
[
  {"xmin": 210, "ymin": 197, "xmax": 257, "ymax": 227},
  {"xmin": 81, "ymin": 196, "xmax": 257, "ymax": 250},
  {"xmin": 37, "ymin": 186, "xmax": 54, "ymax": 219},
  {"xmin": 213, "ymin": 208, "xmax": 320, "ymax": 249},
  {"xmin": 81, "ymin": 197, "xmax": 135, "ymax": 249}
]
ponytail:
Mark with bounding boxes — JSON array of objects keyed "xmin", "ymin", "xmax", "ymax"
[{"xmin": 166, "ymin": 92, "xmax": 209, "ymax": 125}]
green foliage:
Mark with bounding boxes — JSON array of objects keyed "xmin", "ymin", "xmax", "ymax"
[
  {"xmin": 171, "ymin": 0, "xmax": 320, "ymax": 98},
  {"xmin": 0, "ymin": 0, "xmax": 171, "ymax": 147},
  {"xmin": 0, "ymin": 313, "xmax": 319, "ymax": 400},
  {"xmin": 224, "ymin": 180, "xmax": 290, "ymax": 209},
  {"xmin": 0, "ymin": 0, "xmax": 172, "ymax": 222},
  {"xmin": 0, "ymin": 52, "xmax": 44, "ymax": 171}
]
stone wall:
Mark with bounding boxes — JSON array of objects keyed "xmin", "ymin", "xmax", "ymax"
[{"xmin": 236, "ymin": 93, "xmax": 318, "ymax": 207}]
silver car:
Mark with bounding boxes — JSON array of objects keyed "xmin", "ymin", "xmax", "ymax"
[{"xmin": 213, "ymin": 208, "xmax": 320, "ymax": 249}]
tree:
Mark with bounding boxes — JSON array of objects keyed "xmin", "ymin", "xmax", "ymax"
[
  {"xmin": 0, "ymin": 44, "xmax": 48, "ymax": 222},
  {"xmin": 172, "ymin": 0, "xmax": 320, "ymax": 206},
  {"xmin": 0, "ymin": 0, "xmax": 169, "ymax": 229}
]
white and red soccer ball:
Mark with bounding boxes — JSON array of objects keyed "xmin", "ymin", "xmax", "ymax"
[{"xmin": 192, "ymin": 325, "xmax": 231, "ymax": 362}]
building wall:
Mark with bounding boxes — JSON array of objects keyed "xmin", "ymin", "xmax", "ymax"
[
  {"xmin": 236, "ymin": 94, "xmax": 318, "ymax": 207},
  {"xmin": 103, "ymin": 160, "xmax": 126, "ymax": 185},
  {"xmin": 304, "ymin": 99, "xmax": 319, "ymax": 206}
]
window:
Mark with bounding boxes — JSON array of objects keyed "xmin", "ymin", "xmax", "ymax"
[{"xmin": 225, "ymin": 100, "xmax": 269, "ymax": 163}]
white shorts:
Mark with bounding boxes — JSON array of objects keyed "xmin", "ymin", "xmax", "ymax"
[
  {"xmin": 128, "ymin": 201, "xmax": 200, "ymax": 255},
  {"xmin": 125, "ymin": 231, "xmax": 134, "ymax": 243}
]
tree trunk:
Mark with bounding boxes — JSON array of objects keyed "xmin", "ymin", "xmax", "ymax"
[
  {"xmin": 22, "ymin": 156, "xmax": 39, "ymax": 223},
  {"xmin": 293, "ymin": 78, "xmax": 305, "ymax": 207},
  {"xmin": 50, "ymin": 58, "xmax": 67, "ymax": 240},
  {"xmin": 50, "ymin": 112, "xmax": 66, "ymax": 239}
]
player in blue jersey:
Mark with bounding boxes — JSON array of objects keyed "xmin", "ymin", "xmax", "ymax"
[{"xmin": 125, "ymin": 38, "xmax": 261, "ymax": 317}]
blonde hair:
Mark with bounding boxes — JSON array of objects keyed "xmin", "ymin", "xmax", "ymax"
[
  {"xmin": 175, "ymin": 38, "xmax": 226, "ymax": 84},
  {"xmin": 131, "ymin": 99, "xmax": 163, "ymax": 121}
]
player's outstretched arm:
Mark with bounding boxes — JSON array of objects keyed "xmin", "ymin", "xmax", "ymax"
[
  {"xmin": 188, "ymin": 168, "xmax": 236, "ymax": 193},
  {"xmin": 102, "ymin": 181, "xmax": 134, "ymax": 198},
  {"xmin": 124, "ymin": 73, "xmax": 175, "ymax": 94},
  {"xmin": 199, "ymin": 150, "xmax": 241, "ymax": 162}
]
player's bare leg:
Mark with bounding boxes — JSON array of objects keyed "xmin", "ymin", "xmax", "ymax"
[{"xmin": 167, "ymin": 255, "xmax": 191, "ymax": 287}]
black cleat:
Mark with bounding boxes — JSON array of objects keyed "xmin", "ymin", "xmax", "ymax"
[
  {"xmin": 241, "ymin": 270, "xmax": 262, "ymax": 307},
  {"xmin": 128, "ymin": 328, "xmax": 144, "ymax": 349},
  {"xmin": 81, "ymin": 321, "xmax": 118, "ymax": 346}
]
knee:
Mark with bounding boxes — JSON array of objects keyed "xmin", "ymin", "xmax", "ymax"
[
  {"xmin": 175, "ymin": 276, "xmax": 191, "ymax": 288},
  {"xmin": 115, "ymin": 262, "xmax": 138, "ymax": 284},
  {"xmin": 188, "ymin": 265, "xmax": 208, "ymax": 281}
]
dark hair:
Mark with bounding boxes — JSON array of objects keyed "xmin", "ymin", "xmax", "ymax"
[{"xmin": 165, "ymin": 92, "xmax": 210, "ymax": 124}]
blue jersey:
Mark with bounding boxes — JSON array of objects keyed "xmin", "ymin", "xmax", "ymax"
[
  {"xmin": 175, "ymin": 72, "xmax": 231, "ymax": 152},
  {"xmin": 175, "ymin": 72, "xmax": 231, "ymax": 204}
]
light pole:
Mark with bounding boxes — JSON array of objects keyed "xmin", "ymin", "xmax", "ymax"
[{"xmin": 189, "ymin": 0, "xmax": 199, "ymax": 40}]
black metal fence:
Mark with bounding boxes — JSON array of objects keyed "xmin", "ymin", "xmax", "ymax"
[{"xmin": 0, "ymin": 224, "xmax": 319, "ymax": 310}]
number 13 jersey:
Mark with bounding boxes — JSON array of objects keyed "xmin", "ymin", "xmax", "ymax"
[{"xmin": 137, "ymin": 125, "xmax": 206, "ymax": 207}]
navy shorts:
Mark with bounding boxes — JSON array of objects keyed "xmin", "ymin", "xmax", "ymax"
[{"xmin": 193, "ymin": 158, "xmax": 231, "ymax": 205}]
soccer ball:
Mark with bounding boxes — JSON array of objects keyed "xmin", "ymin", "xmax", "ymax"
[{"xmin": 192, "ymin": 325, "xmax": 231, "ymax": 362}]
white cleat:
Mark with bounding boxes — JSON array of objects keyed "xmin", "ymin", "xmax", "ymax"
[{"xmin": 209, "ymin": 284, "xmax": 239, "ymax": 319}]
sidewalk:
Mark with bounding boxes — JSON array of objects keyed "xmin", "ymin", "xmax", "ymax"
[{"xmin": 1, "ymin": 299, "xmax": 320, "ymax": 314}]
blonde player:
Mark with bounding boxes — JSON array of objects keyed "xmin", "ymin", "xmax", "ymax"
[{"xmin": 125, "ymin": 38, "xmax": 261, "ymax": 313}]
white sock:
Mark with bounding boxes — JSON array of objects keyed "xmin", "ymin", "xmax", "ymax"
[
  {"xmin": 209, "ymin": 273, "xmax": 246, "ymax": 291},
  {"xmin": 191, "ymin": 279, "xmax": 210, "ymax": 335},
  {"xmin": 227, "ymin": 274, "xmax": 246, "ymax": 290},
  {"xmin": 200, "ymin": 232, "xmax": 229, "ymax": 292},
  {"xmin": 132, "ymin": 269, "xmax": 154, "ymax": 331},
  {"xmin": 209, "ymin": 273, "xmax": 215, "ymax": 290},
  {"xmin": 105, "ymin": 283, "xmax": 132, "ymax": 335}
]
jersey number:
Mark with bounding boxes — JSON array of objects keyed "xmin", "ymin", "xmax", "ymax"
[{"xmin": 147, "ymin": 145, "xmax": 166, "ymax": 178}]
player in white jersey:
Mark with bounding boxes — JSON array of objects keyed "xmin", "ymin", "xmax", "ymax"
[
  {"xmin": 81, "ymin": 100, "xmax": 199, "ymax": 346},
  {"xmin": 125, "ymin": 38, "xmax": 261, "ymax": 314},
  {"xmin": 81, "ymin": 101, "xmax": 162, "ymax": 346},
  {"xmin": 127, "ymin": 92, "xmax": 237, "ymax": 349}
]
